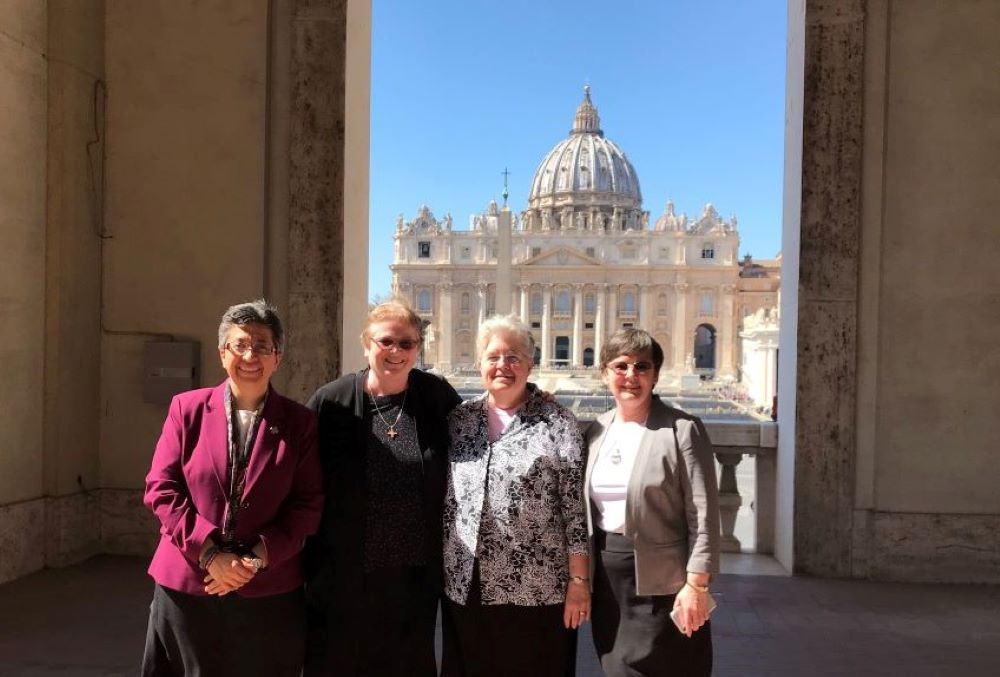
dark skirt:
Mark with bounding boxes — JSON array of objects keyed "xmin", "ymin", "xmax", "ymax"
[
  {"xmin": 304, "ymin": 564, "xmax": 440, "ymax": 677},
  {"xmin": 591, "ymin": 530, "xmax": 713, "ymax": 677},
  {"xmin": 141, "ymin": 583, "xmax": 305, "ymax": 677},
  {"xmin": 441, "ymin": 562, "xmax": 577, "ymax": 677}
]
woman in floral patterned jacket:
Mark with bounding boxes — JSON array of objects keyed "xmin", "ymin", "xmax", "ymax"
[{"xmin": 441, "ymin": 314, "xmax": 590, "ymax": 677}]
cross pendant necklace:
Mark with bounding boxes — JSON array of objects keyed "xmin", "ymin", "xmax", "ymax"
[{"xmin": 371, "ymin": 388, "xmax": 407, "ymax": 440}]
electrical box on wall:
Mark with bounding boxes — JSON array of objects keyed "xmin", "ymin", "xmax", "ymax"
[{"xmin": 143, "ymin": 341, "xmax": 199, "ymax": 404}]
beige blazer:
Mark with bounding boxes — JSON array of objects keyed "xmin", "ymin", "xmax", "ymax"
[{"xmin": 584, "ymin": 396, "xmax": 720, "ymax": 595}]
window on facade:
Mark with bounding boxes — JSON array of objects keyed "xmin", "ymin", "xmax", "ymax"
[
  {"xmin": 584, "ymin": 293, "xmax": 596, "ymax": 314},
  {"xmin": 531, "ymin": 321, "xmax": 541, "ymax": 329},
  {"xmin": 460, "ymin": 246, "xmax": 471, "ymax": 260},
  {"xmin": 622, "ymin": 290, "xmax": 636, "ymax": 313},
  {"xmin": 585, "ymin": 247, "xmax": 596, "ymax": 258},
  {"xmin": 530, "ymin": 292, "xmax": 543, "ymax": 315},
  {"xmin": 584, "ymin": 322, "xmax": 594, "ymax": 329},
  {"xmin": 701, "ymin": 242, "xmax": 714, "ymax": 259},
  {"xmin": 555, "ymin": 290, "xmax": 571, "ymax": 314},
  {"xmin": 417, "ymin": 290, "xmax": 432, "ymax": 312},
  {"xmin": 623, "ymin": 322, "xmax": 634, "ymax": 329},
  {"xmin": 657, "ymin": 293, "xmax": 668, "ymax": 316},
  {"xmin": 460, "ymin": 292, "xmax": 470, "ymax": 314},
  {"xmin": 418, "ymin": 241, "xmax": 431, "ymax": 258},
  {"xmin": 700, "ymin": 290, "xmax": 714, "ymax": 315},
  {"xmin": 531, "ymin": 246, "xmax": 542, "ymax": 258}
]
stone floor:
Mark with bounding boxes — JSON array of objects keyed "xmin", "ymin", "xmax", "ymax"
[{"xmin": 1, "ymin": 556, "xmax": 998, "ymax": 676}]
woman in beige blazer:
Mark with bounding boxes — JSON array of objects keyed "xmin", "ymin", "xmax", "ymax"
[{"xmin": 584, "ymin": 328, "xmax": 721, "ymax": 677}]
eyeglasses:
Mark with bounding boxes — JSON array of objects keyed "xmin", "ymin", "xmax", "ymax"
[
  {"xmin": 483, "ymin": 353, "xmax": 525, "ymax": 367},
  {"xmin": 372, "ymin": 336, "xmax": 420, "ymax": 351},
  {"xmin": 607, "ymin": 360, "xmax": 654, "ymax": 375},
  {"xmin": 226, "ymin": 341, "xmax": 278, "ymax": 357}
]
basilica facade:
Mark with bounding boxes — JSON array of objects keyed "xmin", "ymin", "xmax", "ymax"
[{"xmin": 391, "ymin": 87, "xmax": 779, "ymax": 381}]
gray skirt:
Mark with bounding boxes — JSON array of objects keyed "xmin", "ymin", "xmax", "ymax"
[{"xmin": 141, "ymin": 583, "xmax": 305, "ymax": 677}]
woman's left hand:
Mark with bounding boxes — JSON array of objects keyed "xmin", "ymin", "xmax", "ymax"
[
  {"xmin": 672, "ymin": 584, "xmax": 710, "ymax": 638},
  {"xmin": 563, "ymin": 581, "xmax": 591, "ymax": 629}
]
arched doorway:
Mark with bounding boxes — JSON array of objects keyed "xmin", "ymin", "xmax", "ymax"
[
  {"xmin": 694, "ymin": 323, "xmax": 716, "ymax": 369},
  {"xmin": 583, "ymin": 347, "xmax": 594, "ymax": 367}
]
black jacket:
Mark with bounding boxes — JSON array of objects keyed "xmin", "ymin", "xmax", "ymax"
[{"xmin": 303, "ymin": 368, "xmax": 462, "ymax": 586}]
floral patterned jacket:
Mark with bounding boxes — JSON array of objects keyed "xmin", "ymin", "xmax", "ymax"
[{"xmin": 443, "ymin": 389, "xmax": 588, "ymax": 606}]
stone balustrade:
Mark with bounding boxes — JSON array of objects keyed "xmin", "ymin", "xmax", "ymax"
[{"xmin": 704, "ymin": 420, "xmax": 777, "ymax": 554}]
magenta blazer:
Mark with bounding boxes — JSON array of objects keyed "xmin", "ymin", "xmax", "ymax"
[{"xmin": 144, "ymin": 381, "xmax": 323, "ymax": 597}]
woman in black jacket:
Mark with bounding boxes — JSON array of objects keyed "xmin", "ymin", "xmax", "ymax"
[{"xmin": 303, "ymin": 300, "xmax": 462, "ymax": 676}]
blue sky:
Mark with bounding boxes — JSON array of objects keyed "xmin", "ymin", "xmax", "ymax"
[{"xmin": 369, "ymin": 0, "xmax": 787, "ymax": 297}]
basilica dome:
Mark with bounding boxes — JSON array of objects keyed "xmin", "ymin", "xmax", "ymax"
[{"xmin": 527, "ymin": 86, "xmax": 642, "ymax": 212}]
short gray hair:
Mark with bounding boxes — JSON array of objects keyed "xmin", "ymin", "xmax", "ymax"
[
  {"xmin": 476, "ymin": 314, "xmax": 535, "ymax": 362},
  {"xmin": 600, "ymin": 328, "xmax": 664, "ymax": 375},
  {"xmin": 218, "ymin": 299, "xmax": 284, "ymax": 351}
]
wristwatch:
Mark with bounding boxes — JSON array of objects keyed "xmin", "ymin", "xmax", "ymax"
[{"xmin": 246, "ymin": 557, "xmax": 266, "ymax": 573}]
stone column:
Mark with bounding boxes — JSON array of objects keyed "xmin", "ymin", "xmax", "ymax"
[
  {"xmin": 437, "ymin": 282, "xmax": 453, "ymax": 373},
  {"xmin": 572, "ymin": 284, "xmax": 584, "ymax": 366},
  {"xmin": 519, "ymin": 284, "xmax": 530, "ymax": 322},
  {"xmin": 606, "ymin": 285, "xmax": 618, "ymax": 334},
  {"xmin": 672, "ymin": 283, "xmax": 688, "ymax": 370},
  {"xmin": 639, "ymin": 284, "xmax": 655, "ymax": 329},
  {"xmin": 720, "ymin": 284, "xmax": 736, "ymax": 378},
  {"xmin": 285, "ymin": 0, "xmax": 349, "ymax": 399},
  {"xmin": 540, "ymin": 284, "xmax": 552, "ymax": 368},
  {"xmin": 477, "ymin": 282, "xmax": 488, "ymax": 327},
  {"xmin": 594, "ymin": 284, "xmax": 606, "ymax": 365}
]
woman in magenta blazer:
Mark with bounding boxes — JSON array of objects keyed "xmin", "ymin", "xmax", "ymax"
[{"xmin": 141, "ymin": 300, "xmax": 323, "ymax": 676}]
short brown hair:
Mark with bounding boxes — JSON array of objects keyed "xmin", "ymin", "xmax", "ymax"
[
  {"xmin": 600, "ymin": 328, "xmax": 664, "ymax": 375},
  {"xmin": 360, "ymin": 299, "xmax": 424, "ymax": 347}
]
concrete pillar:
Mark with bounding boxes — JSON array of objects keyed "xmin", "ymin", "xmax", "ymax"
[
  {"xmin": 496, "ymin": 208, "xmax": 512, "ymax": 314},
  {"xmin": 519, "ymin": 283, "xmax": 530, "ymax": 322},
  {"xmin": 572, "ymin": 283, "xmax": 584, "ymax": 366}
]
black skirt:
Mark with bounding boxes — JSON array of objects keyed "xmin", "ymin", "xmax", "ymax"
[
  {"xmin": 591, "ymin": 530, "xmax": 712, "ymax": 677},
  {"xmin": 441, "ymin": 562, "xmax": 577, "ymax": 677},
  {"xmin": 141, "ymin": 583, "xmax": 305, "ymax": 677},
  {"xmin": 304, "ymin": 564, "xmax": 440, "ymax": 677}
]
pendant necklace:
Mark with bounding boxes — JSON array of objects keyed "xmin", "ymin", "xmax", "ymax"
[{"xmin": 371, "ymin": 387, "xmax": 407, "ymax": 439}]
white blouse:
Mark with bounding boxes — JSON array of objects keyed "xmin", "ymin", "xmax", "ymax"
[{"xmin": 589, "ymin": 417, "xmax": 647, "ymax": 534}]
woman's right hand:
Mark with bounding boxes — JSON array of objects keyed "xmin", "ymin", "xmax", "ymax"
[{"xmin": 203, "ymin": 553, "xmax": 256, "ymax": 595}]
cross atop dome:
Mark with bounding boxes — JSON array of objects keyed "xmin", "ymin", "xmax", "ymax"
[{"xmin": 571, "ymin": 84, "xmax": 603, "ymax": 136}]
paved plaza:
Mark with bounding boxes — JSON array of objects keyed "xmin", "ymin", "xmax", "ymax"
[{"xmin": 0, "ymin": 556, "xmax": 997, "ymax": 676}]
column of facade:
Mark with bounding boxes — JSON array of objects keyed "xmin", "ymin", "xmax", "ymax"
[
  {"xmin": 672, "ymin": 282, "xmax": 689, "ymax": 371},
  {"xmin": 719, "ymin": 284, "xmax": 737, "ymax": 378},
  {"xmin": 477, "ymin": 282, "xmax": 488, "ymax": 327},
  {"xmin": 593, "ymin": 283, "xmax": 606, "ymax": 366},
  {"xmin": 437, "ymin": 282, "xmax": 453, "ymax": 372},
  {"xmin": 540, "ymin": 284, "xmax": 552, "ymax": 368},
  {"xmin": 606, "ymin": 285, "xmax": 618, "ymax": 335},
  {"xmin": 519, "ymin": 284, "xmax": 530, "ymax": 322},
  {"xmin": 572, "ymin": 283, "xmax": 584, "ymax": 366},
  {"xmin": 639, "ymin": 284, "xmax": 655, "ymax": 330},
  {"xmin": 397, "ymin": 281, "xmax": 413, "ymax": 307}
]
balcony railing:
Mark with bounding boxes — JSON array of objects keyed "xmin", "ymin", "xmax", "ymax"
[{"xmin": 704, "ymin": 420, "xmax": 777, "ymax": 554}]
